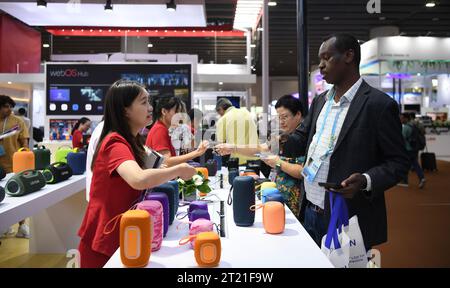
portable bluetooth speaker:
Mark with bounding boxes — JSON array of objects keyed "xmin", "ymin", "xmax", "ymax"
[
  {"xmin": 246, "ymin": 160, "xmax": 261, "ymax": 175},
  {"xmin": 240, "ymin": 169, "xmax": 259, "ymax": 180},
  {"xmin": 0, "ymin": 186, "xmax": 5, "ymax": 203},
  {"xmin": 144, "ymin": 192, "xmax": 169, "ymax": 237},
  {"xmin": 260, "ymin": 181, "xmax": 277, "ymax": 191},
  {"xmin": 189, "ymin": 219, "xmax": 214, "ymax": 248},
  {"xmin": 265, "ymin": 193, "xmax": 285, "ymax": 204},
  {"xmin": 194, "ymin": 231, "xmax": 221, "ymax": 267},
  {"xmin": 136, "ymin": 200, "xmax": 163, "ymax": 252},
  {"xmin": 213, "ymin": 154, "xmax": 222, "ymax": 170},
  {"xmin": 13, "ymin": 148, "xmax": 35, "ymax": 174},
  {"xmin": 195, "ymin": 167, "xmax": 209, "ymax": 180},
  {"xmin": 55, "ymin": 146, "xmax": 73, "ymax": 163},
  {"xmin": 43, "ymin": 162, "xmax": 73, "ymax": 184},
  {"xmin": 188, "ymin": 201, "xmax": 209, "ymax": 222},
  {"xmin": 0, "ymin": 166, "xmax": 5, "ymax": 180},
  {"xmin": 251, "ymin": 201, "xmax": 285, "ymax": 234},
  {"xmin": 228, "ymin": 168, "xmax": 239, "ymax": 186},
  {"xmin": 120, "ymin": 209, "xmax": 152, "ymax": 268},
  {"xmin": 205, "ymin": 159, "xmax": 218, "ymax": 177},
  {"xmin": 232, "ymin": 176, "xmax": 255, "ymax": 227},
  {"xmin": 33, "ymin": 146, "xmax": 51, "ymax": 170},
  {"xmin": 67, "ymin": 149, "xmax": 87, "ymax": 175},
  {"xmin": 152, "ymin": 181, "xmax": 178, "ymax": 225},
  {"xmin": 5, "ymin": 170, "xmax": 46, "ymax": 197},
  {"xmin": 261, "ymin": 187, "xmax": 282, "ymax": 204},
  {"xmin": 227, "ymin": 157, "xmax": 239, "ymax": 171}
]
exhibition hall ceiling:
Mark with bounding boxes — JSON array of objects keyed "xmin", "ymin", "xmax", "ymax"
[{"xmin": 0, "ymin": 0, "xmax": 449, "ymax": 76}]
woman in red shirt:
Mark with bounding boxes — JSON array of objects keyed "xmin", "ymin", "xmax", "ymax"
[
  {"xmin": 146, "ymin": 96, "xmax": 208, "ymax": 166},
  {"xmin": 72, "ymin": 117, "xmax": 91, "ymax": 149},
  {"xmin": 78, "ymin": 80, "xmax": 196, "ymax": 268}
]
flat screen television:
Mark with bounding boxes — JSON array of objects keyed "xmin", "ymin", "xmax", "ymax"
[
  {"xmin": 217, "ymin": 96, "xmax": 240, "ymax": 108},
  {"xmin": 46, "ymin": 63, "xmax": 192, "ymax": 115}
]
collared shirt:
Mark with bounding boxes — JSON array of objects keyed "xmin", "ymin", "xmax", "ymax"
[
  {"xmin": 304, "ymin": 78, "xmax": 363, "ymax": 209},
  {"xmin": 216, "ymin": 106, "xmax": 258, "ymax": 165}
]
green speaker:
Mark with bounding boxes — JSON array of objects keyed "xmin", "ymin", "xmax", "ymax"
[
  {"xmin": 55, "ymin": 146, "xmax": 73, "ymax": 164},
  {"xmin": 5, "ymin": 170, "xmax": 46, "ymax": 197},
  {"xmin": 33, "ymin": 145, "xmax": 51, "ymax": 170}
]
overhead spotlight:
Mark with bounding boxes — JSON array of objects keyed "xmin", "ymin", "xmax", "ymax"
[
  {"xmin": 250, "ymin": 44, "xmax": 256, "ymax": 48},
  {"xmin": 105, "ymin": 0, "xmax": 113, "ymax": 12},
  {"xmin": 42, "ymin": 43, "xmax": 50, "ymax": 48},
  {"xmin": 166, "ymin": 0, "xmax": 176, "ymax": 12},
  {"xmin": 147, "ymin": 43, "xmax": 153, "ymax": 48},
  {"xmin": 425, "ymin": 1, "xmax": 436, "ymax": 7},
  {"xmin": 37, "ymin": 0, "xmax": 47, "ymax": 8},
  {"xmin": 268, "ymin": 1, "xmax": 277, "ymax": 6}
]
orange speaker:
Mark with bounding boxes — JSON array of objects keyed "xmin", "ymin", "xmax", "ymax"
[
  {"xmin": 195, "ymin": 167, "xmax": 209, "ymax": 180},
  {"xmin": 13, "ymin": 148, "xmax": 35, "ymax": 174},
  {"xmin": 120, "ymin": 210, "xmax": 152, "ymax": 268},
  {"xmin": 262, "ymin": 201, "xmax": 285, "ymax": 234},
  {"xmin": 194, "ymin": 231, "xmax": 221, "ymax": 267}
]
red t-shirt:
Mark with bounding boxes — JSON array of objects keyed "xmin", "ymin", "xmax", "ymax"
[
  {"xmin": 78, "ymin": 132, "xmax": 142, "ymax": 257},
  {"xmin": 146, "ymin": 120, "xmax": 176, "ymax": 156},
  {"xmin": 72, "ymin": 129, "xmax": 83, "ymax": 149}
]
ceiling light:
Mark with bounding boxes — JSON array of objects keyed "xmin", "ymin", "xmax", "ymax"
[
  {"xmin": 147, "ymin": 43, "xmax": 153, "ymax": 48},
  {"xmin": 250, "ymin": 44, "xmax": 256, "ymax": 48},
  {"xmin": 104, "ymin": 0, "xmax": 113, "ymax": 12},
  {"xmin": 233, "ymin": 0, "xmax": 264, "ymax": 29},
  {"xmin": 425, "ymin": 1, "xmax": 436, "ymax": 7},
  {"xmin": 42, "ymin": 43, "xmax": 50, "ymax": 48},
  {"xmin": 7, "ymin": 81, "xmax": 12, "ymax": 85},
  {"xmin": 268, "ymin": 1, "xmax": 277, "ymax": 6},
  {"xmin": 37, "ymin": 0, "xmax": 47, "ymax": 8},
  {"xmin": 218, "ymin": 82, "xmax": 224, "ymax": 85},
  {"xmin": 166, "ymin": 0, "xmax": 176, "ymax": 12}
]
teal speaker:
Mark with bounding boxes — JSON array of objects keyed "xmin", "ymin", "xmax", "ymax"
[
  {"xmin": 33, "ymin": 145, "xmax": 51, "ymax": 170},
  {"xmin": 5, "ymin": 170, "xmax": 46, "ymax": 197}
]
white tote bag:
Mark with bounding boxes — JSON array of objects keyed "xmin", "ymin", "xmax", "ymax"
[{"xmin": 321, "ymin": 193, "xmax": 368, "ymax": 268}]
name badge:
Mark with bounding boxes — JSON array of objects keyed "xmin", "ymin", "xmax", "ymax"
[{"xmin": 301, "ymin": 156, "xmax": 322, "ymax": 183}]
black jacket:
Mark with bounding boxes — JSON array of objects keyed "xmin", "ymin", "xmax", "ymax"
[{"xmin": 295, "ymin": 80, "xmax": 409, "ymax": 248}]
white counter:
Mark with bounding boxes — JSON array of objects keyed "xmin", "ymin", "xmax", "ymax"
[
  {"xmin": 104, "ymin": 172, "xmax": 333, "ymax": 268},
  {"xmin": 0, "ymin": 173, "xmax": 87, "ymax": 253}
]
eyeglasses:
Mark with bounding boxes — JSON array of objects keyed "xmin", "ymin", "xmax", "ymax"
[{"xmin": 278, "ymin": 113, "xmax": 294, "ymax": 122}]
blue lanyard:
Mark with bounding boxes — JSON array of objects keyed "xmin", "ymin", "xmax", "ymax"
[{"xmin": 311, "ymin": 90, "xmax": 344, "ymax": 160}]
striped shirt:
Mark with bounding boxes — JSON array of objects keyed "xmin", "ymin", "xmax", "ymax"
[{"xmin": 304, "ymin": 78, "xmax": 363, "ymax": 209}]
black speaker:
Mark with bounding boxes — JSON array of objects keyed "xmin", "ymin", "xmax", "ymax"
[
  {"xmin": 246, "ymin": 160, "xmax": 261, "ymax": 175},
  {"xmin": 0, "ymin": 166, "xmax": 6, "ymax": 180},
  {"xmin": 227, "ymin": 157, "xmax": 239, "ymax": 171},
  {"xmin": 0, "ymin": 186, "xmax": 5, "ymax": 203},
  {"xmin": 151, "ymin": 181, "xmax": 179, "ymax": 225},
  {"xmin": 43, "ymin": 162, "xmax": 73, "ymax": 184},
  {"xmin": 5, "ymin": 170, "xmax": 46, "ymax": 197},
  {"xmin": 205, "ymin": 159, "xmax": 218, "ymax": 177},
  {"xmin": 232, "ymin": 176, "xmax": 255, "ymax": 227},
  {"xmin": 228, "ymin": 168, "xmax": 239, "ymax": 186}
]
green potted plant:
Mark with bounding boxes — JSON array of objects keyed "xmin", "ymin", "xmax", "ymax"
[{"xmin": 177, "ymin": 171, "xmax": 211, "ymax": 202}]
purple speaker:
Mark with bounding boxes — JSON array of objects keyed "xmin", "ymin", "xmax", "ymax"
[
  {"xmin": 145, "ymin": 192, "xmax": 169, "ymax": 237},
  {"xmin": 188, "ymin": 200, "xmax": 208, "ymax": 221}
]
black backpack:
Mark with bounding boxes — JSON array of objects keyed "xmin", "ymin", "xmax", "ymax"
[{"xmin": 407, "ymin": 123, "xmax": 426, "ymax": 151}]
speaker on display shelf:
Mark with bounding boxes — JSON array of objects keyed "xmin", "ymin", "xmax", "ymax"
[
  {"xmin": 232, "ymin": 176, "xmax": 255, "ymax": 227},
  {"xmin": 5, "ymin": 170, "xmax": 46, "ymax": 197},
  {"xmin": 205, "ymin": 159, "xmax": 218, "ymax": 177},
  {"xmin": 194, "ymin": 231, "xmax": 221, "ymax": 267},
  {"xmin": 228, "ymin": 168, "xmax": 239, "ymax": 186},
  {"xmin": 67, "ymin": 150, "xmax": 87, "ymax": 175},
  {"xmin": 261, "ymin": 187, "xmax": 282, "ymax": 204},
  {"xmin": 151, "ymin": 182, "xmax": 178, "ymax": 225},
  {"xmin": 262, "ymin": 201, "xmax": 285, "ymax": 234},
  {"xmin": 246, "ymin": 160, "xmax": 261, "ymax": 175},
  {"xmin": 0, "ymin": 166, "xmax": 6, "ymax": 180},
  {"xmin": 227, "ymin": 157, "xmax": 239, "ymax": 171},
  {"xmin": 43, "ymin": 162, "xmax": 73, "ymax": 184},
  {"xmin": 144, "ymin": 192, "xmax": 169, "ymax": 237},
  {"xmin": 0, "ymin": 186, "xmax": 5, "ymax": 203},
  {"xmin": 33, "ymin": 146, "xmax": 51, "ymax": 170},
  {"xmin": 195, "ymin": 167, "xmax": 209, "ymax": 179},
  {"xmin": 213, "ymin": 154, "xmax": 222, "ymax": 170},
  {"xmin": 136, "ymin": 200, "xmax": 163, "ymax": 252},
  {"xmin": 120, "ymin": 209, "xmax": 152, "ymax": 268},
  {"xmin": 55, "ymin": 146, "xmax": 73, "ymax": 163},
  {"xmin": 12, "ymin": 148, "xmax": 35, "ymax": 174}
]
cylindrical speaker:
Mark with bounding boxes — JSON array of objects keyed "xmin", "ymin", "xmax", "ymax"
[
  {"xmin": 262, "ymin": 201, "xmax": 285, "ymax": 234},
  {"xmin": 0, "ymin": 166, "xmax": 6, "ymax": 180},
  {"xmin": 33, "ymin": 146, "xmax": 51, "ymax": 170},
  {"xmin": 205, "ymin": 159, "xmax": 218, "ymax": 177},
  {"xmin": 246, "ymin": 160, "xmax": 261, "ymax": 175},
  {"xmin": 144, "ymin": 192, "xmax": 169, "ymax": 237},
  {"xmin": 120, "ymin": 209, "xmax": 152, "ymax": 268},
  {"xmin": 227, "ymin": 157, "xmax": 239, "ymax": 171},
  {"xmin": 136, "ymin": 200, "xmax": 163, "ymax": 252},
  {"xmin": 0, "ymin": 186, "xmax": 5, "ymax": 203},
  {"xmin": 228, "ymin": 168, "xmax": 239, "ymax": 186},
  {"xmin": 152, "ymin": 182, "xmax": 178, "ymax": 225},
  {"xmin": 194, "ymin": 231, "xmax": 221, "ymax": 267},
  {"xmin": 67, "ymin": 150, "xmax": 87, "ymax": 175},
  {"xmin": 195, "ymin": 167, "xmax": 209, "ymax": 180},
  {"xmin": 13, "ymin": 148, "xmax": 35, "ymax": 174},
  {"xmin": 213, "ymin": 154, "xmax": 222, "ymax": 171},
  {"xmin": 232, "ymin": 176, "xmax": 255, "ymax": 227}
]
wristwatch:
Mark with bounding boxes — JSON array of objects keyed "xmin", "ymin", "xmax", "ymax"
[{"xmin": 275, "ymin": 159, "xmax": 282, "ymax": 173}]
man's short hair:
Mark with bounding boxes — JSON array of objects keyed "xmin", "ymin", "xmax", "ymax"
[
  {"xmin": 323, "ymin": 33, "xmax": 361, "ymax": 67},
  {"xmin": 216, "ymin": 98, "xmax": 233, "ymax": 112},
  {"xmin": 0, "ymin": 95, "xmax": 16, "ymax": 108},
  {"xmin": 275, "ymin": 95, "xmax": 304, "ymax": 116}
]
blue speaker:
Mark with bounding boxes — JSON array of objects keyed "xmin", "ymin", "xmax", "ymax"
[
  {"xmin": 265, "ymin": 193, "xmax": 285, "ymax": 205},
  {"xmin": 232, "ymin": 176, "xmax": 255, "ymax": 227},
  {"xmin": 206, "ymin": 159, "xmax": 218, "ymax": 177},
  {"xmin": 152, "ymin": 181, "xmax": 178, "ymax": 225},
  {"xmin": 67, "ymin": 150, "xmax": 87, "ymax": 175},
  {"xmin": 213, "ymin": 154, "xmax": 222, "ymax": 170},
  {"xmin": 262, "ymin": 188, "xmax": 282, "ymax": 204},
  {"xmin": 228, "ymin": 168, "xmax": 239, "ymax": 186},
  {"xmin": 228, "ymin": 157, "xmax": 239, "ymax": 171}
]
